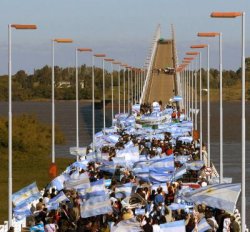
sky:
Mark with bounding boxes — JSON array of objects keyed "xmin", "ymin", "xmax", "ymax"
[{"xmin": 0, "ymin": 0, "xmax": 249, "ymax": 74}]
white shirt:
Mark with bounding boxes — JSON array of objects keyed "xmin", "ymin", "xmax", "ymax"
[{"xmin": 152, "ymin": 224, "xmax": 161, "ymax": 232}]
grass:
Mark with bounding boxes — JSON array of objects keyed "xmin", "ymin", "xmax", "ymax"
[{"xmin": 0, "ymin": 154, "xmax": 74, "ymax": 224}]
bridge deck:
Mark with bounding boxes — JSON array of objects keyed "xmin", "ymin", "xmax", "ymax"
[{"xmin": 144, "ymin": 40, "xmax": 175, "ymax": 105}]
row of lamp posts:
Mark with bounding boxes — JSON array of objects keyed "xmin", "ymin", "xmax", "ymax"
[
  {"xmin": 7, "ymin": 24, "xmax": 146, "ymax": 228},
  {"xmin": 178, "ymin": 11, "xmax": 246, "ymax": 231}
]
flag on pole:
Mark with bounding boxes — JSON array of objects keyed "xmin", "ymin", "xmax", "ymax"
[{"xmin": 12, "ymin": 182, "xmax": 41, "ymax": 207}]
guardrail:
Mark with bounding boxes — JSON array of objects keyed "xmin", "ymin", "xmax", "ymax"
[
  {"xmin": 140, "ymin": 24, "xmax": 161, "ymax": 104},
  {"xmin": 0, "ymin": 218, "xmax": 26, "ymax": 232}
]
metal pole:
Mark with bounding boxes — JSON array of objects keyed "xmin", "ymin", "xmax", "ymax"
[
  {"xmin": 8, "ymin": 24, "xmax": 13, "ymax": 228},
  {"xmin": 195, "ymin": 58, "xmax": 198, "ymax": 130},
  {"xmin": 131, "ymin": 70, "xmax": 134, "ymax": 105},
  {"xmin": 111, "ymin": 62, "xmax": 114, "ymax": 121},
  {"xmin": 207, "ymin": 45, "xmax": 210, "ymax": 167},
  {"xmin": 241, "ymin": 12, "xmax": 246, "ymax": 232},
  {"xmin": 92, "ymin": 56, "xmax": 95, "ymax": 150},
  {"xmin": 199, "ymin": 52, "xmax": 203, "ymax": 160},
  {"xmin": 75, "ymin": 49, "xmax": 79, "ymax": 162},
  {"xmin": 191, "ymin": 62, "xmax": 194, "ymax": 125},
  {"xmin": 102, "ymin": 59, "xmax": 106, "ymax": 132},
  {"xmin": 184, "ymin": 68, "xmax": 186, "ymax": 119},
  {"xmin": 118, "ymin": 64, "xmax": 121, "ymax": 114},
  {"xmin": 52, "ymin": 40, "xmax": 55, "ymax": 164},
  {"xmin": 127, "ymin": 68, "xmax": 130, "ymax": 114},
  {"xmin": 123, "ymin": 68, "xmax": 126, "ymax": 113},
  {"xmin": 188, "ymin": 65, "xmax": 191, "ymax": 120},
  {"xmin": 219, "ymin": 33, "xmax": 223, "ymax": 183}
]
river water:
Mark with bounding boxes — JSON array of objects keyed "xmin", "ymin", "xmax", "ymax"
[{"xmin": 0, "ymin": 101, "xmax": 249, "ymax": 226}]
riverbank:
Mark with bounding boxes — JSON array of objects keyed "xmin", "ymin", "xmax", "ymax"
[{"xmin": 0, "ymin": 156, "xmax": 74, "ymax": 224}]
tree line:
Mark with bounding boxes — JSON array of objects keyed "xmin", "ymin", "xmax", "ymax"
[{"xmin": 0, "ymin": 58, "xmax": 249, "ymax": 101}]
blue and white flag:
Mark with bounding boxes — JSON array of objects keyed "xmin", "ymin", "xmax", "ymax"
[
  {"xmin": 85, "ymin": 179, "xmax": 106, "ymax": 198},
  {"xmin": 116, "ymin": 146, "xmax": 140, "ymax": 163},
  {"xmin": 50, "ymin": 173, "xmax": 69, "ymax": 191},
  {"xmin": 173, "ymin": 165, "xmax": 187, "ymax": 180},
  {"xmin": 149, "ymin": 170, "xmax": 173, "ymax": 184},
  {"xmin": 175, "ymin": 155, "xmax": 191, "ymax": 164},
  {"xmin": 183, "ymin": 183, "xmax": 241, "ymax": 213},
  {"xmin": 103, "ymin": 134, "xmax": 120, "ymax": 144},
  {"xmin": 185, "ymin": 160, "xmax": 204, "ymax": 171},
  {"xmin": 48, "ymin": 191, "xmax": 69, "ymax": 205},
  {"xmin": 160, "ymin": 220, "xmax": 186, "ymax": 232},
  {"xmin": 64, "ymin": 172, "xmax": 90, "ymax": 190},
  {"xmin": 194, "ymin": 218, "xmax": 212, "ymax": 232},
  {"xmin": 80, "ymin": 195, "xmax": 112, "ymax": 218},
  {"xmin": 173, "ymin": 96, "xmax": 183, "ymax": 102},
  {"xmin": 124, "ymin": 140, "xmax": 134, "ymax": 148},
  {"xmin": 115, "ymin": 183, "xmax": 132, "ymax": 198},
  {"xmin": 112, "ymin": 157, "xmax": 126, "ymax": 166},
  {"xmin": 100, "ymin": 163, "xmax": 116, "ymax": 174},
  {"xmin": 133, "ymin": 156, "xmax": 174, "ymax": 171},
  {"xmin": 13, "ymin": 203, "xmax": 32, "ymax": 221},
  {"xmin": 168, "ymin": 203, "xmax": 190, "ymax": 211},
  {"xmin": 105, "ymin": 179, "xmax": 112, "ymax": 187},
  {"xmin": 12, "ymin": 182, "xmax": 41, "ymax": 207},
  {"xmin": 178, "ymin": 136, "xmax": 193, "ymax": 143},
  {"xmin": 111, "ymin": 217, "xmax": 142, "ymax": 232},
  {"xmin": 70, "ymin": 161, "xmax": 88, "ymax": 170}
]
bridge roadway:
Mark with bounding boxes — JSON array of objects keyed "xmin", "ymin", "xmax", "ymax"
[{"xmin": 144, "ymin": 39, "xmax": 176, "ymax": 105}]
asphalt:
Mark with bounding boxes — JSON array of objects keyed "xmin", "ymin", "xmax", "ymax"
[{"xmin": 144, "ymin": 40, "xmax": 175, "ymax": 105}]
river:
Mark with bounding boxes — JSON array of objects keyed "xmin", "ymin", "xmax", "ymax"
[{"xmin": 0, "ymin": 100, "xmax": 249, "ymax": 226}]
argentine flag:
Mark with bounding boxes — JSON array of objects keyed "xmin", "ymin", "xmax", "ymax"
[
  {"xmin": 183, "ymin": 183, "xmax": 241, "ymax": 213},
  {"xmin": 194, "ymin": 218, "xmax": 212, "ymax": 232},
  {"xmin": 48, "ymin": 191, "xmax": 69, "ymax": 205},
  {"xmin": 160, "ymin": 220, "xmax": 186, "ymax": 232},
  {"xmin": 64, "ymin": 172, "xmax": 90, "ymax": 190},
  {"xmin": 12, "ymin": 182, "xmax": 41, "ymax": 207},
  {"xmin": 80, "ymin": 195, "xmax": 112, "ymax": 218},
  {"xmin": 115, "ymin": 183, "xmax": 133, "ymax": 198},
  {"xmin": 85, "ymin": 179, "xmax": 106, "ymax": 199},
  {"xmin": 13, "ymin": 203, "xmax": 32, "ymax": 221}
]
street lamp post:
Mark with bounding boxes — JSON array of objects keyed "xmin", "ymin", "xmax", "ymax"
[
  {"xmin": 52, "ymin": 38, "xmax": 73, "ymax": 169},
  {"xmin": 183, "ymin": 61, "xmax": 191, "ymax": 120},
  {"xmin": 191, "ymin": 44, "xmax": 210, "ymax": 167},
  {"xmin": 184, "ymin": 58, "xmax": 194, "ymax": 121},
  {"xmin": 75, "ymin": 48, "xmax": 92, "ymax": 161},
  {"xmin": 188, "ymin": 51, "xmax": 202, "ymax": 159},
  {"xmin": 126, "ymin": 66, "xmax": 131, "ymax": 114},
  {"xmin": 121, "ymin": 64, "xmax": 127, "ymax": 114},
  {"xmin": 113, "ymin": 61, "xmax": 122, "ymax": 114},
  {"xmin": 186, "ymin": 52, "xmax": 200, "ymax": 131},
  {"xmin": 211, "ymin": 11, "xmax": 246, "ymax": 232},
  {"xmin": 8, "ymin": 23, "xmax": 37, "ymax": 228},
  {"xmin": 198, "ymin": 32, "xmax": 223, "ymax": 183},
  {"xmin": 93, "ymin": 54, "xmax": 106, "ymax": 133},
  {"xmin": 104, "ymin": 58, "xmax": 114, "ymax": 122}
]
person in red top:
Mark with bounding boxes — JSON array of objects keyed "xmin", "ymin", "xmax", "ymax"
[{"xmin": 166, "ymin": 146, "xmax": 173, "ymax": 156}]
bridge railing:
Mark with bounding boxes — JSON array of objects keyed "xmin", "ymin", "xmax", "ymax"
[{"xmin": 140, "ymin": 25, "xmax": 161, "ymax": 104}]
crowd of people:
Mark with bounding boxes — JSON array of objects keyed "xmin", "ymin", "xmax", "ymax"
[{"xmin": 16, "ymin": 101, "xmax": 241, "ymax": 232}]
